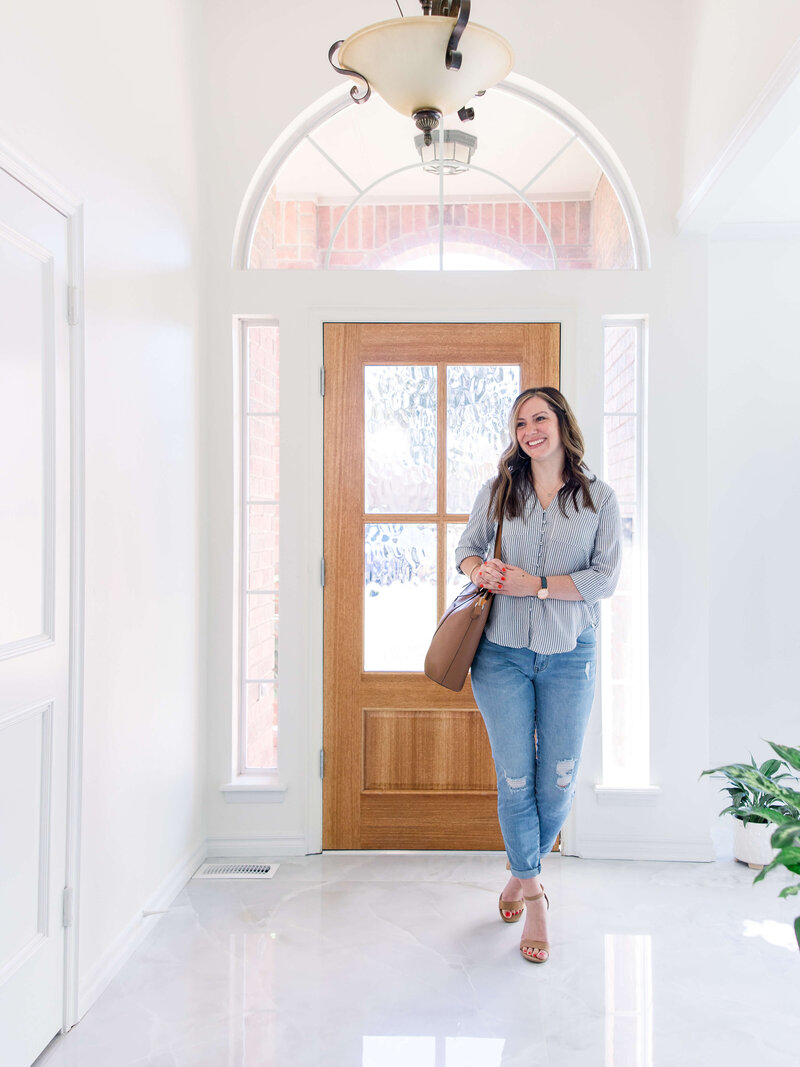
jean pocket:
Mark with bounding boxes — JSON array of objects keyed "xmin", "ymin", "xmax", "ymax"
[{"xmin": 575, "ymin": 625, "xmax": 596, "ymax": 646}]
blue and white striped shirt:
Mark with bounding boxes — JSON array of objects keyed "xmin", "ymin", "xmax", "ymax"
[{"xmin": 455, "ymin": 471, "xmax": 622, "ymax": 654}]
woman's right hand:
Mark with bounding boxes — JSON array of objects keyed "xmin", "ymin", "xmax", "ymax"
[{"xmin": 473, "ymin": 557, "xmax": 506, "ymax": 591}]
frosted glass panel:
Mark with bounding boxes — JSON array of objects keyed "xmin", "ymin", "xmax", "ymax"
[
  {"xmin": 365, "ymin": 365, "xmax": 437, "ymax": 514},
  {"xmin": 446, "ymin": 523, "xmax": 469, "ymax": 605},
  {"xmin": 364, "ymin": 523, "xmax": 436, "ymax": 671},
  {"xmin": 447, "ymin": 365, "xmax": 520, "ymax": 512}
]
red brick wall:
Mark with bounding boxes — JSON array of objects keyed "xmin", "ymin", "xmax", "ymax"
[
  {"xmin": 593, "ymin": 174, "xmax": 635, "ymax": 269},
  {"xmin": 251, "ymin": 194, "xmax": 594, "ymax": 270},
  {"xmin": 603, "ymin": 325, "xmax": 637, "ymax": 501},
  {"xmin": 250, "ymin": 174, "xmax": 635, "ymax": 270}
]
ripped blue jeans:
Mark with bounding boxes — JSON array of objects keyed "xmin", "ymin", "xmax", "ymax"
[{"xmin": 470, "ymin": 627, "xmax": 597, "ymax": 879}]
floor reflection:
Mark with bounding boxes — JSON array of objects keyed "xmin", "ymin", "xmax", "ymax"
[
  {"xmin": 363, "ymin": 1036, "xmax": 505, "ymax": 1067},
  {"xmin": 604, "ymin": 933, "xmax": 653, "ymax": 1067}
]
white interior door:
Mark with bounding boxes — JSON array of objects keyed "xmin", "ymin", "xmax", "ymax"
[{"xmin": 0, "ymin": 167, "xmax": 71, "ymax": 1066}]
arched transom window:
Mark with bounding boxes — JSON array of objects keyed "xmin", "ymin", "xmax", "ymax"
[{"xmin": 242, "ymin": 79, "xmax": 646, "ymax": 271}]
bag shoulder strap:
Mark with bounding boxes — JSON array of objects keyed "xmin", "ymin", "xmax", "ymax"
[{"xmin": 493, "ymin": 480, "xmax": 509, "ymax": 559}]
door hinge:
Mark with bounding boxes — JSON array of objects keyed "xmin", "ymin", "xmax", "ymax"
[
  {"xmin": 320, "ymin": 366, "xmax": 325, "ymax": 397},
  {"xmin": 321, "ymin": 557, "xmax": 326, "ymax": 587},
  {"xmin": 67, "ymin": 285, "xmax": 80, "ymax": 326},
  {"xmin": 320, "ymin": 748, "xmax": 325, "ymax": 779},
  {"xmin": 62, "ymin": 886, "xmax": 74, "ymax": 928}
]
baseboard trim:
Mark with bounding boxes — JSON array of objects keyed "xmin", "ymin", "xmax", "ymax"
[
  {"xmin": 76, "ymin": 838, "xmax": 206, "ymax": 1021},
  {"xmin": 565, "ymin": 838, "xmax": 715, "ymax": 862},
  {"xmin": 205, "ymin": 834, "xmax": 309, "ymax": 858}
]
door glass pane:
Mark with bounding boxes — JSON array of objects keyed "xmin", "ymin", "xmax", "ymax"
[
  {"xmin": 446, "ymin": 522, "xmax": 469, "ymax": 605},
  {"xmin": 447, "ymin": 365, "xmax": 520, "ymax": 512},
  {"xmin": 365, "ymin": 365, "xmax": 437, "ymax": 514},
  {"xmin": 364, "ymin": 523, "xmax": 436, "ymax": 671}
]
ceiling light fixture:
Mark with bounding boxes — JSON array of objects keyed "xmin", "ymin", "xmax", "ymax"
[
  {"xmin": 329, "ymin": 1, "xmax": 513, "ymax": 146},
  {"xmin": 414, "ymin": 129, "xmax": 477, "ymax": 173}
]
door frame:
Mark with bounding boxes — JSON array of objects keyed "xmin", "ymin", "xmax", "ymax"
[
  {"xmin": 0, "ymin": 141, "xmax": 86, "ymax": 1032},
  {"xmin": 307, "ymin": 306, "xmax": 580, "ymax": 856}
]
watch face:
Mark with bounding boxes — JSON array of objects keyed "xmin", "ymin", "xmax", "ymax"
[{"xmin": 537, "ymin": 588, "xmax": 549, "ymax": 600}]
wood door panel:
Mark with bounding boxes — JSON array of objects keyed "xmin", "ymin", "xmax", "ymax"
[
  {"xmin": 323, "ymin": 322, "xmax": 560, "ymax": 849},
  {"xmin": 360, "ymin": 794, "xmax": 506, "ymax": 850},
  {"xmin": 363, "ymin": 708, "xmax": 496, "ymax": 791}
]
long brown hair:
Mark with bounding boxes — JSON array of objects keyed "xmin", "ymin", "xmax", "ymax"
[{"xmin": 488, "ymin": 387, "xmax": 597, "ymax": 522}]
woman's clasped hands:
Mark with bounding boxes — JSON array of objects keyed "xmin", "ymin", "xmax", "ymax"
[{"xmin": 474, "ymin": 559, "xmax": 532, "ymax": 596}]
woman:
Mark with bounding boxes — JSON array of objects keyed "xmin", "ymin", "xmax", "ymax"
[{"xmin": 455, "ymin": 386, "xmax": 621, "ymax": 964}]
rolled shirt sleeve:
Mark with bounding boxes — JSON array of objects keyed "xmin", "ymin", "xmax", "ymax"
[
  {"xmin": 569, "ymin": 489, "xmax": 623, "ymax": 603},
  {"xmin": 454, "ymin": 479, "xmax": 498, "ymax": 574}
]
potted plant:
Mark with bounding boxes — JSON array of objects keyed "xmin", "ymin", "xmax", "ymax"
[
  {"xmin": 701, "ymin": 741, "xmax": 800, "ymax": 950},
  {"xmin": 702, "ymin": 752, "xmax": 799, "ymax": 868}
]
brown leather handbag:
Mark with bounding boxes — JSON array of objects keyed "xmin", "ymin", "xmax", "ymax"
[{"xmin": 424, "ymin": 509, "xmax": 505, "ymax": 692}]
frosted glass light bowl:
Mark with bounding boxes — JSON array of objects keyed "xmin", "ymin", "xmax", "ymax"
[{"xmin": 338, "ymin": 16, "xmax": 514, "ymax": 120}]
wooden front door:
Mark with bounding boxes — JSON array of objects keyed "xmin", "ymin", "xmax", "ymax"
[{"xmin": 323, "ymin": 322, "xmax": 560, "ymax": 849}]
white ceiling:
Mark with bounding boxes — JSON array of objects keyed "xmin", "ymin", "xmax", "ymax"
[{"xmin": 273, "ymin": 86, "xmax": 602, "ymax": 202}]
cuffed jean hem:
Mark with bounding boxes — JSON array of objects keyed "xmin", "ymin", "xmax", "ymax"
[{"xmin": 509, "ymin": 866, "xmax": 541, "ymax": 879}]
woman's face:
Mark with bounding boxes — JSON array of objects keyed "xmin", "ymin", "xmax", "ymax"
[{"xmin": 515, "ymin": 394, "xmax": 563, "ymax": 463}]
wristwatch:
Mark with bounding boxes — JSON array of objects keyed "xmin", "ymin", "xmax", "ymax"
[{"xmin": 537, "ymin": 576, "xmax": 549, "ymax": 600}]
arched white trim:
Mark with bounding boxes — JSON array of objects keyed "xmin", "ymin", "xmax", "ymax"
[{"xmin": 232, "ymin": 73, "xmax": 651, "ymax": 270}]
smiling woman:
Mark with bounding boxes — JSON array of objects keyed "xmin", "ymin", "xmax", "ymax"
[{"xmin": 456, "ymin": 385, "xmax": 622, "ymax": 962}]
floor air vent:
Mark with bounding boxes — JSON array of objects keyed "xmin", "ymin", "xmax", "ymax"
[{"xmin": 194, "ymin": 862, "xmax": 279, "ymax": 880}]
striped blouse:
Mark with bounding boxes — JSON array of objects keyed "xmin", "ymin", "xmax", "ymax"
[{"xmin": 454, "ymin": 470, "xmax": 622, "ymax": 654}]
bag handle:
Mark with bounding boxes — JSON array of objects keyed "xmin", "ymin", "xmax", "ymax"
[
  {"xmin": 478, "ymin": 480, "xmax": 507, "ymax": 589},
  {"xmin": 493, "ymin": 478, "xmax": 509, "ymax": 560}
]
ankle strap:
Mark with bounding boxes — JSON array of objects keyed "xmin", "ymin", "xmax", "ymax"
[{"xmin": 523, "ymin": 890, "xmax": 544, "ymax": 902}]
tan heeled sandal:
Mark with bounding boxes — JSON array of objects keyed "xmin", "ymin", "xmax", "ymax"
[
  {"xmin": 520, "ymin": 887, "xmax": 550, "ymax": 963},
  {"xmin": 498, "ymin": 893, "xmax": 525, "ymax": 923}
]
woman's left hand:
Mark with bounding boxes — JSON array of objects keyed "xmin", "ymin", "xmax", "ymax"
[{"xmin": 494, "ymin": 564, "xmax": 536, "ymax": 597}]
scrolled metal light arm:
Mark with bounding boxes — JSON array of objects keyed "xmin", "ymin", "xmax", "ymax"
[
  {"xmin": 327, "ymin": 41, "xmax": 371, "ymax": 104},
  {"xmin": 445, "ymin": 0, "xmax": 470, "ymax": 70}
]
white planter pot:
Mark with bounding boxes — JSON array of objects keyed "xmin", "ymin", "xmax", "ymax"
[{"xmin": 733, "ymin": 819, "xmax": 776, "ymax": 869}]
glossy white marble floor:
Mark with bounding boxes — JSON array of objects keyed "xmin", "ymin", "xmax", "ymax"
[{"xmin": 36, "ymin": 851, "xmax": 800, "ymax": 1067}]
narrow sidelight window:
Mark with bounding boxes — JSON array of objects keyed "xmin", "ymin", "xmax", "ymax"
[
  {"xmin": 240, "ymin": 322, "xmax": 280, "ymax": 772},
  {"xmin": 601, "ymin": 319, "xmax": 649, "ymax": 785}
]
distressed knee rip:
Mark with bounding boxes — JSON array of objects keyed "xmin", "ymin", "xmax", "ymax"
[
  {"xmin": 503, "ymin": 772, "xmax": 527, "ymax": 790},
  {"xmin": 556, "ymin": 758, "xmax": 576, "ymax": 789}
]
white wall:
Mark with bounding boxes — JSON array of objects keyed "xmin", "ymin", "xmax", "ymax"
[
  {"xmin": 0, "ymin": 0, "xmax": 205, "ymax": 1008},
  {"xmin": 683, "ymin": 0, "xmax": 800, "ymax": 198},
  {"xmin": 707, "ymin": 239, "xmax": 800, "ymax": 766},
  {"xmin": 199, "ymin": 0, "xmax": 714, "ymax": 861}
]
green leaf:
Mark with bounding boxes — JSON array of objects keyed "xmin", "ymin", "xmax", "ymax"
[
  {"xmin": 795, "ymin": 916, "xmax": 800, "ymax": 952},
  {"xmin": 751, "ymin": 805, "xmax": 790, "ymax": 826},
  {"xmin": 777, "ymin": 884, "xmax": 800, "ymax": 899},
  {"xmin": 759, "ymin": 759, "xmax": 783, "ymax": 777},
  {"xmin": 766, "ymin": 742, "xmax": 800, "ymax": 773},
  {"xmin": 770, "ymin": 822, "xmax": 800, "ymax": 848},
  {"xmin": 767, "ymin": 847, "xmax": 800, "ymax": 875}
]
